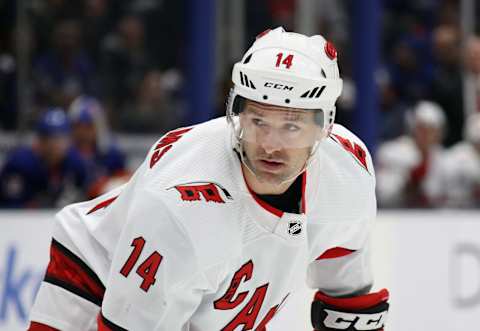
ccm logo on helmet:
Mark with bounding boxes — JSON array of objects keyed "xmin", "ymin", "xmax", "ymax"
[{"xmin": 264, "ymin": 82, "xmax": 294, "ymax": 91}]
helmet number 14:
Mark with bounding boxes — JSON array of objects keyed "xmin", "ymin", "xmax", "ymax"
[{"xmin": 275, "ymin": 53, "xmax": 294, "ymax": 69}]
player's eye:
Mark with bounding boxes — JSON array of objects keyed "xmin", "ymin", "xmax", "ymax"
[
  {"xmin": 284, "ymin": 123, "xmax": 301, "ymax": 132},
  {"xmin": 252, "ymin": 118, "xmax": 266, "ymax": 127}
]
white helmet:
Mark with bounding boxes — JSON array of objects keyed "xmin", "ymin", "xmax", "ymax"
[
  {"xmin": 227, "ymin": 27, "xmax": 342, "ymax": 182},
  {"xmin": 227, "ymin": 27, "xmax": 343, "ymax": 132},
  {"xmin": 410, "ymin": 101, "xmax": 446, "ymax": 129}
]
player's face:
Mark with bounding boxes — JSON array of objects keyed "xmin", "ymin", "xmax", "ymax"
[
  {"xmin": 39, "ymin": 135, "xmax": 69, "ymax": 165},
  {"xmin": 239, "ymin": 101, "xmax": 322, "ymax": 185},
  {"xmin": 73, "ymin": 122, "xmax": 97, "ymax": 146},
  {"xmin": 413, "ymin": 123, "xmax": 442, "ymax": 151}
]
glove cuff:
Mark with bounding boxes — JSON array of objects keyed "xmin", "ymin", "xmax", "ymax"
[{"xmin": 314, "ymin": 288, "xmax": 389, "ymax": 311}]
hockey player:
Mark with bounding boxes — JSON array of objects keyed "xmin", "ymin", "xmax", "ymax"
[
  {"xmin": 28, "ymin": 27, "xmax": 389, "ymax": 331},
  {"xmin": 376, "ymin": 100, "xmax": 447, "ymax": 208},
  {"xmin": 443, "ymin": 112, "xmax": 480, "ymax": 207}
]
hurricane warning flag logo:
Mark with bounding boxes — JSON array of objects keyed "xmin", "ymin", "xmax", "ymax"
[{"xmin": 170, "ymin": 182, "xmax": 233, "ymax": 204}]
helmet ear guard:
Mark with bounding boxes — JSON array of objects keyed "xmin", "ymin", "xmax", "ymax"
[{"xmin": 229, "ymin": 92, "xmax": 246, "ymax": 116}]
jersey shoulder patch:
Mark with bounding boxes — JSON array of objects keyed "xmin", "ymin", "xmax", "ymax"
[
  {"xmin": 328, "ymin": 125, "xmax": 373, "ymax": 175},
  {"xmin": 149, "ymin": 126, "xmax": 194, "ymax": 169}
]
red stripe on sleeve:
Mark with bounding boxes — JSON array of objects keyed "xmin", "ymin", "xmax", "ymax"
[
  {"xmin": 27, "ymin": 322, "xmax": 60, "ymax": 331},
  {"xmin": 87, "ymin": 196, "xmax": 118, "ymax": 215},
  {"xmin": 314, "ymin": 289, "xmax": 390, "ymax": 310},
  {"xmin": 45, "ymin": 240, "xmax": 105, "ymax": 305},
  {"xmin": 97, "ymin": 313, "xmax": 112, "ymax": 331},
  {"xmin": 316, "ymin": 247, "xmax": 356, "ymax": 260}
]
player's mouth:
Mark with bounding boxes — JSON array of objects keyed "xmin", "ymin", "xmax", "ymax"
[{"xmin": 257, "ymin": 159, "xmax": 286, "ymax": 172}]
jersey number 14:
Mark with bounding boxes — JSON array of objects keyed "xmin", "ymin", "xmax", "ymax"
[{"xmin": 119, "ymin": 237, "xmax": 163, "ymax": 292}]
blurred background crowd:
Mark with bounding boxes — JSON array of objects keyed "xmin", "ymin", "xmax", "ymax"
[{"xmin": 0, "ymin": 0, "xmax": 479, "ymax": 209}]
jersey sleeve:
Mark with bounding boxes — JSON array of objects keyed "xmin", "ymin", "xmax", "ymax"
[
  {"xmin": 306, "ymin": 236, "xmax": 374, "ymax": 297},
  {"xmin": 99, "ymin": 187, "xmax": 210, "ymax": 330},
  {"xmin": 28, "ymin": 191, "xmax": 117, "ymax": 331},
  {"xmin": 308, "ymin": 126, "xmax": 376, "ymax": 297}
]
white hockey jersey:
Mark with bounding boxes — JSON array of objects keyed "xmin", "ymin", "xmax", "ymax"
[
  {"xmin": 443, "ymin": 142, "xmax": 480, "ymax": 208},
  {"xmin": 376, "ymin": 136, "xmax": 446, "ymax": 207},
  {"xmin": 29, "ymin": 117, "xmax": 376, "ymax": 331}
]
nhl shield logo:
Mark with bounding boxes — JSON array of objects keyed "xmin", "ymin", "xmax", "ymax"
[{"xmin": 288, "ymin": 220, "xmax": 302, "ymax": 236}]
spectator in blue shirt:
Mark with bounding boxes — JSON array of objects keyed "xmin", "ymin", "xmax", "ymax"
[
  {"xmin": 68, "ymin": 95, "xmax": 128, "ymax": 198},
  {"xmin": 0, "ymin": 108, "xmax": 87, "ymax": 208}
]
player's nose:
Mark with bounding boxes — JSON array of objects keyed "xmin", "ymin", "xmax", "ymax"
[{"xmin": 259, "ymin": 129, "xmax": 283, "ymax": 154}]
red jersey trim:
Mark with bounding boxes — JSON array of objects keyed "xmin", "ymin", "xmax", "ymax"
[
  {"xmin": 301, "ymin": 171, "xmax": 307, "ymax": 213},
  {"xmin": 246, "ymin": 184, "xmax": 284, "ymax": 218},
  {"xmin": 44, "ymin": 239, "xmax": 105, "ymax": 306},
  {"xmin": 87, "ymin": 195, "xmax": 118, "ymax": 215},
  {"xmin": 27, "ymin": 322, "xmax": 60, "ymax": 331},
  {"xmin": 244, "ymin": 172, "xmax": 307, "ymax": 218},
  {"xmin": 316, "ymin": 247, "xmax": 356, "ymax": 260},
  {"xmin": 314, "ymin": 289, "xmax": 390, "ymax": 310}
]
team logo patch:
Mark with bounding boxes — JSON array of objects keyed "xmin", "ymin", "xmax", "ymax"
[
  {"xmin": 330, "ymin": 133, "xmax": 370, "ymax": 174},
  {"xmin": 288, "ymin": 220, "xmax": 302, "ymax": 236},
  {"xmin": 150, "ymin": 127, "xmax": 193, "ymax": 169},
  {"xmin": 169, "ymin": 181, "xmax": 233, "ymax": 203}
]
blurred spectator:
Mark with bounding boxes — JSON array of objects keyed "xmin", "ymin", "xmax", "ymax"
[
  {"xmin": 386, "ymin": 34, "xmax": 433, "ymax": 104},
  {"xmin": 464, "ymin": 36, "xmax": 480, "ymax": 113},
  {"xmin": 117, "ymin": 69, "xmax": 184, "ymax": 133},
  {"xmin": 382, "ymin": 0, "xmax": 440, "ymax": 42},
  {"xmin": 83, "ymin": 0, "xmax": 116, "ymax": 65},
  {"xmin": 100, "ymin": 14, "xmax": 153, "ymax": 125},
  {"xmin": 125, "ymin": 0, "xmax": 186, "ymax": 70},
  {"xmin": 377, "ymin": 69, "xmax": 409, "ymax": 141},
  {"xmin": 465, "ymin": 36, "xmax": 480, "ymax": 76},
  {"xmin": 0, "ymin": 108, "xmax": 87, "ymax": 208},
  {"xmin": 376, "ymin": 101, "xmax": 447, "ymax": 208},
  {"xmin": 32, "ymin": 19, "xmax": 96, "ymax": 110},
  {"xmin": 68, "ymin": 95, "xmax": 128, "ymax": 198},
  {"xmin": 0, "ymin": 29, "xmax": 16, "ymax": 130},
  {"xmin": 314, "ymin": 0, "xmax": 349, "ymax": 45},
  {"xmin": 429, "ymin": 24, "xmax": 464, "ymax": 147},
  {"xmin": 30, "ymin": 0, "xmax": 86, "ymax": 54},
  {"xmin": 443, "ymin": 113, "xmax": 480, "ymax": 208}
]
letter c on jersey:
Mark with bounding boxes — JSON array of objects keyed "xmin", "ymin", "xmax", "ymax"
[
  {"xmin": 214, "ymin": 260, "xmax": 288, "ymax": 331},
  {"xmin": 214, "ymin": 260, "xmax": 254, "ymax": 310}
]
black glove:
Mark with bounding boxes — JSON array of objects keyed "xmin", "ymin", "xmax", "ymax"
[{"xmin": 311, "ymin": 288, "xmax": 389, "ymax": 330}]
